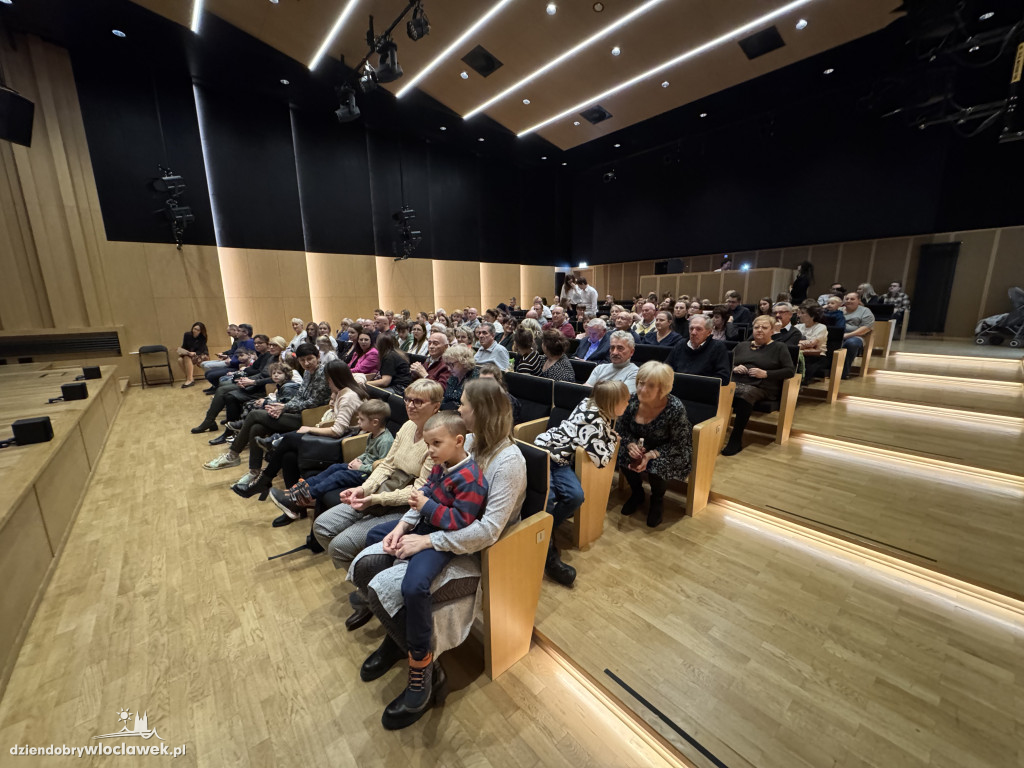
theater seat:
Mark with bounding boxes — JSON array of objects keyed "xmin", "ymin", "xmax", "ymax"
[{"xmin": 507, "ymin": 372, "xmax": 553, "ymax": 434}]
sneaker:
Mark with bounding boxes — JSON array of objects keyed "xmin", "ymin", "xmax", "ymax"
[
  {"xmin": 236, "ymin": 472, "xmax": 254, "ymax": 487},
  {"xmin": 269, "ymin": 488, "xmax": 306, "ymax": 520},
  {"xmin": 204, "ymin": 453, "xmax": 240, "ymax": 470}
]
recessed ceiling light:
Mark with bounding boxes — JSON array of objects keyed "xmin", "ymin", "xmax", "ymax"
[
  {"xmin": 661, "ymin": 81, "xmax": 670, "ymax": 87},
  {"xmin": 561, "ymin": 162, "xmax": 567, "ymax": 166},
  {"xmin": 611, "ymin": 46, "xmax": 621, "ymax": 56},
  {"xmin": 573, "ymin": 120, "xmax": 581, "ymax": 126},
  {"xmin": 979, "ymin": 12, "xmax": 994, "ymax": 21},
  {"xmin": 795, "ymin": 18, "xmax": 807, "ymax": 30},
  {"xmin": 823, "ymin": 68, "xmax": 834, "ymax": 74},
  {"xmin": 308, "ymin": 0, "xmax": 361, "ymax": 70},
  {"xmin": 541, "ymin": 156, "xmax": 547, "ymax": 160},
  {"xmin": 440, "ymin": 126, "xmax": 447, "ymax": 131},
  {"xmin": 0, "ymin": 0, "xmax": 13, "ymax": 5},
  {"xmin": 699, "ymin": 112, "xmax": 708, "ymax": 117},
  {"xmin": 460, "ymin": 71, "xmax": 469, "ymax": 79},
  {"xmin": 613, "ymin": 143, "xmax": 621, "ymax": 147},
  {"xmin": 463, "ymin": 0, "xmax": 669, "ymax": 119},
  {"xmin": 478, "ymin": 137, "xmax": 485, "ymax": 141},
  {"xmin": 112, "ymin": 29, "xmax": 126, "ymax": 37},
  {"xmin": 269, "ymin": 0, "xmax": 279, "ymax": 4},
  {"xmin": 396, "ymin": 0, "xmax": 516, "ymax": 98},
  {"xmin": 593, "ymin": 2, "xmax": 604, "ymax": 11},
  {"xmin": 519, "ymin": 0, "xmax": 823, "ymax": 137},
  {"xmin": 522, "ymin": 98, "xmax": 531, "ymax": 104},
  {"xmin": 969, "ymin": 45, "xmax": 981, "ymax": 53},
  {"xmin": 546, "ymin": 3, "xmax": 557, "ymax": 15},
  {"xmin": 280, "ymin": 78, "xmax": 289, "ymax": 85}
]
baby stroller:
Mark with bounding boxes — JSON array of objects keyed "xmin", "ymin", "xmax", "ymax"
[{"xmin": 974, "ymin": 287, "xmax": 1024, "ymax": 347}]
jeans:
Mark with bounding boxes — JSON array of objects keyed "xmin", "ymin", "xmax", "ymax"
[
  {"xmin": 547, "ymin": 461, "xmax": 584, "ymax": 527},
  {"xmin": 307, "ymin": 466, "xmax": 368, "ymax": 498},
  {"xmin": 841, "ymin": 336, "xmax": 864, "ymax": 378},
  {"xmin": 229, "ymin": 409, "xmax": 302, "ymax": 470},
  {"xmin": 366, "ymin": 520, "xmax": 452, "ymax": 655}
]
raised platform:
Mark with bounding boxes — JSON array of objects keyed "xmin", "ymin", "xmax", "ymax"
[{"xmin": 0, "ymin": 365, "xmax": 121, "ymax": 696}]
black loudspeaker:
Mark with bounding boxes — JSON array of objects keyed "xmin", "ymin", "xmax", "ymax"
[
  {"xmin": 62, "ymin": 382, "xmax": 88, "ymax": 400},
  {"xmin": 77, "ymin": 366, "xmax": 102, "ymax": 381},
  {"xmin": 13, "ymin": 417, "xmax": 53, "ymax": 445},
  {"xmin": 0, "ymin": 88, "xmax": 35, "ymax": 147},
  {"xmin": 654, "ymin": 260, "xmax": 669, "ymax": 275}
]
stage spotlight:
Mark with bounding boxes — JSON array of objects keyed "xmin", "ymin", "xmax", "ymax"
[
  {"xmin": 335, "ymin": 85, "xmax": 360, "ymax": 122},
  {"xmin": 407, "ymin": 1, "xmax": 430, "ymax": 41},
  {"xmin": 153, "ymin": 174, "xmax": 187, "ymax": 197},
  {"xmin": 602, "ymin": 170, "xmax": 617, "ymax": 183},
  {"xmin": 357, "ymin": 62, "xmax": 378, "ymax": 93},
  {"xmin": 377, "ymin": 38, "xmax": 403, "ymax": 82},
  {"xmin": 392, "ymin": 205, "xmax": 422, "ymax": 259}
]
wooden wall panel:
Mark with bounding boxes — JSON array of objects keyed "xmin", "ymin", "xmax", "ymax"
[
  {"xmin": 0, "ymin": 493, "xmax": 53, "ymax": 689},
  {"xmin": 78, "ymin": 402, "xmax": 108, "ymax": 469},
  {"xmin": 758, "ymin": 249, "xmax": 782, "ymax": 268},
  {"xmin": 982, "ymin": 226, "xmax": 1024, "ymax": 318},
  {"xmin": 720, "ymin": 271, "xmax": 745, "ymax": 302},
  {"xmin": 811, "ymin": 243, "xmax": 841, "ymax": 289},
  {"xmin": 307, "ymin": 252, "xmax": 379, "ymax": 324},
  {"xmin": 638, "ymin": 275, "xmax": 657, "ymax": 298},
  {"xmin": 677, "ymin": 275, "xmax": 700, "ymax": 300},
  {"xmin": 520, "ymin": 265, "xmax": 555, "ymax": 307},
  {"xmin": 871, "ymin": 238, "xmax": 909, "ymax": 290},
  {"xmin": 433, "ymin": 260, "xmax": 481, "ymax": 314},
  {"xmin": 746, "ymin": 270, "xmax": 776, "ymax": 306},
  {"xmin": 34, "ymin": 429, "xmax": 89, "ymax": 551},
  {"xmin": 946, "ymin": 230, "xmax": 997, "ymax": 337},
  {"xmin": 219, "ymin": 248, "xmax": 310, "ymax": 339},
  {"xmin": 781, "ymin": 246, "xmax": 809, "ymax": 271},
  {"xmin": 376, "ymin": 257, "xmax": 434, "ymax": 317},
  {"xmin": 696, "ymin": 272, "xmax": 723, "ymax": 302},
  {"xmin": 837, "ymin": 240, "xmax": 873, "ymax": 293},
  {"xmin": 480, "ymin": 262, "xmax": 520, "ymax": 313}
]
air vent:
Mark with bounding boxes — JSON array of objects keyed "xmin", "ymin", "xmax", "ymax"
[
  {"xmin": 0, "ymin": 331, "xmax": 122, "ymax": 359},
  {"xmin": 580, "ymin": 105, "xmax": 613, "ymax": 125},
  {"xmin": 461, "ymin": 45, "xmax": 503, "ymax": 78},
  {"xmin": 737, "ymin": 25, "xmax": 786, "ymax": 60}
]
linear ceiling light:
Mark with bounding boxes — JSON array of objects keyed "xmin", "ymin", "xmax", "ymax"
[
  {"xmin": 190, "ymin": 0, "xmax": 203, "ymax": 33},
  {"xmin": 395, "ymin": 0, "xmax": 516, "ymax": 98},
  {"xmin": 309, "ymin": 0, "xmax": 362, "ymax": 70},
  {"xmin": 519, "ymin": 0, "xmax": 820, "ymax": 136},
  {"xmin": 464, "ymin": 0, "xmax": 668, "ymax": 120}
]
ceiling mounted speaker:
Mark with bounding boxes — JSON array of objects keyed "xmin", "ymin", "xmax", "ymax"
[
  {"xmin": 580, "ymin": 105, "xmax": 613, "ymax": 125},
  {"xmin": 461, "ymin": 45, "xmax": 503, "ymax": 78},
  {"xmin": 738, "ymin": 25, "xmax": 786, "ymax": 60}
]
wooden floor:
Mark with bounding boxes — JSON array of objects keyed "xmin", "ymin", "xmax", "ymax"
[
  {"xmin": 539, "ymin": 499, "xmax": 1024, "ymax": 768},
  {"xmin": 0, "ymin": 386, "xmax": 684, "ymax": 768}
]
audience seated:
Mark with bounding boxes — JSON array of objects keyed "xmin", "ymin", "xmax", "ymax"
[
  {"xmin": 287, "ymin": 318, "xmax": 307, "ymax": 354},
  {"xmin": 177, "ymin": 321, "xmax": 209, "ymax": 388},
  {"xmin": 410, "ymin": 331, "xmax": 451, "ymax": 389},
  {"xmin": 724, "ymin": 291, "xmax": 753, "ymax": 329},
  {"xmin": 632, "ymin": 302, "xmax": 657, "ymax": 338},
  {"xmin": 882, "ymin": 281, "xmax": 911, "ymax": 328},
  {"xmin": 771, "ymin": 302, "xmax": 803, "ymax": 346},
  {"xmin": 441, "ymin": 344, "xmax": 478, "ymax": 410},
  {"xmin": 572, "ymin": 318, "xmax": 612, "ymax": 362},
  {"xmin": 795, "ymin": 302, "xmax": 828, "ymax": 381},
  {"xmin": 203, "ymin": 323, "xmax": 255, "ymax": 391},
  {"xmin": 615, "ymin": 361, "xmax": 693, "ymax": 527},
  {"xmin": 367, "ymin": 334, "xmax": 412, "ymax": 395},
  {"xmin": 537, "ymin": 330, "xmax": 575, "ymax": 383},
  {"xmin": 585, "ymin": 330, "xmax": 639, "ymax": 393},
  {"xmin": 823, "ymin": 295, "xmax": 846, "ymax": 327},
  {"xmin": 840, "ymin": 292, "xmax": 875, "ymax": 379},
  {"xmin": 347, "ymin": 329, "xmax": 380, "ymax": 377},
  {"xmin": 543, "ymin": 306, "xmax": 576, "ymax": 339},
  {"xmin": 817, "ymin": 283, "xmax": 845, "ymax": 306},
  {"xmin": 722, "ymin": 315, "xmax": 796, "ymax": 455},
  {"xmin": 474, "ymin": 323, "xmax": 510, "ymax": 369},
  {"xmin": 642, "ymin": 310, "xmax": 684, "ymax": 348},
  {"xmin": 664, "ymin": 315, "xmax": 731, "ymax": 386},
  {"xmin": 476, "ymin": 362, "xmax": 521, "ymax": 426},
  {"xmin": 193, "ymin": 335, "xmax": 282, "ymax": 439}
]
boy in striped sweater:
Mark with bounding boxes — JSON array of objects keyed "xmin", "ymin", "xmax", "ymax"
[{"xmin": 364, "ymin": 411, "xmax": 488, "ymax": 715}]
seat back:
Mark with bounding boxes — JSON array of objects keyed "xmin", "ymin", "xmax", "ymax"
[
  {"xmin": 670, "ymin": 373, "xmax": 720, "ymax": 426},
  {"xmin": 366, "ymin": 384, "xmax": 390, "ymax": 401},
  {"xmin": 408, "ymin": 353, "xmax": 427, "ymax": 365},
  {"xmin": 505, "ymin": 372, "xmax": 553, "ymax": 423},
  {"xmin": 632, "ymin": 344, "xmax": 671, "ymax": 365},
  {"xmin": 549, "ymin": 382, "xmax": 590, "ymax": 427},
  {"xmin": 570, "ymin": 358, "xmax": 597, "ymax": 384},
  {"xmin": 869, "ymin": 304, "xmax": 895, "ymax": 321},
  {"xmin": 567, "ymin": 337, "xmax": 580, "ymax": 356},
  {"xmin": 515, "ymin": 439, "xmax": 550, "ymax": 519},
  {"xmin": 139, "ymin": 344, "xmax": 168, "ymax": 354},
  {"xmin": 386, "ymin": 393, "xmax": 408, "ymax": 434}
]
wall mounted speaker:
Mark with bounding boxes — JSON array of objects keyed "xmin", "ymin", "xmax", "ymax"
[
  {"xmin": 12, "ymin": 417, "xmax": 53, "ymax": 445},
  {"xmin": 61, "ymin": 382, "xmax": 88, "ymax": 400},
  {"xmin": 80, "ymin": 366, "xmax": 102, "ymax": 380}
]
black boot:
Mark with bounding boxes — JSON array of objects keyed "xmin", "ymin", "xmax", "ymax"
[
  {"xmin": 191, "ymin": 420, "xmax": 217, "ymax": 434},
  {"xmin": 209, "ymin": 431, "xmax": 230, "ymax": 446},
  {"xmin": 544, "ymin": 545, "xmax": 576, "ymax": 586},
  {"xmin": 620, "ymin": 471, "xmax": 645, "ymax": 516},
  {"xmin": 381, "ymin": 653, "xmax": 448, "ymax": 731},
  {"xmin": 646, "ymin": 494, "xmax": 665, "ymax": 527},
  {"xmin": 360, "ymin": 634, "xmax": 406, "ymax": 682},
  {"xmin": 722, "ymin": 399, "xmax": 753, "ymax": 456},
  {"xmin": 230, "ymin": 471, "xmax": 272, "ymax": 500}
]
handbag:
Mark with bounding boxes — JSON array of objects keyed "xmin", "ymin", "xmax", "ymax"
[{"xmin": 297, "ymin": 435, "xmax": 345, "ymax": 474}]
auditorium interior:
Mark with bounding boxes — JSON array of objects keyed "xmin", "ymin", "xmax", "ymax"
[{"xmin": 1, "ymin": 0, "xmax": 1022, "ymax": 766}]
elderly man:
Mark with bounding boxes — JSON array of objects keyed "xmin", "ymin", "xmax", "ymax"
[
  {"xmin": 543, "ymin": 306, "xmax": 576, "ymax": 338},
  {"xmin": 474, "ymin": 323, "xmax": 510, "ymax": 369},
  {"xmin": 612, "ymin": 311, "xmax": 641, "ymax": 344},
  {"xmin": 532, "ymin": 296, "xmax": 553, "ymax": 320},
  {"xmin": 573, "ymin": 318, "xmax": 611, "ymax": 362},
  {"xmin": 410, "ymin": 331, "xmax": 451, "ymax": 389},
  {"xmin": 585, "ymin": 330, "xmax": 639, "ymax": 393},
  {"xmin": 463, "ymin": 307, "xmax": 481, "ymax": 331},
  {"xmin": 841, "ymin": 291, "xmax": 875, "ymax": 379},
  {"xmin": 632, "ymin": 302, "xmax": 657, "ymax": 338},
  {"xmin": 665, "ymin": 315, "xmax": 731, "ymax": 386},
  {"xmin": 771, "ymin": 302, "xmax": 803, "ymax": 346}
]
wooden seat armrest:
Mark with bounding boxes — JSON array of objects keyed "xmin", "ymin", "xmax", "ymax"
[
  {"xmin": 481, "ymin": 511, "xmax": 553, "ymax": 680},
  {"xmin": 301, "ymin": 404, "xmax": 330, "ymax": 427},
  {"xmin": 857, "ymin": 329, "xmax": 875, "ymax": 377},
  {"xmin": 717, "ymin": 382, "xmax": 736, "ymax": 452},
  {"xmin": 775, "ymin": 373, "xmax": 802, "ymax": 444},
  {"xmin": 686, "ymin": 416, "xmax": 725, "ymax": 517},
  {"xmin": 826, "ymin": 350, "xmax": 847, "ymax": 405},
  {"xmin": 513, "ymin": 417, "xmax": 549, "ymax": 444},
  {"xmin": 340, "ymin": 433, "xmax": 369, "ymax": 464},
  {"xmin": 572, "ymin": 441, "xmax": 618, "ymax": 550}
]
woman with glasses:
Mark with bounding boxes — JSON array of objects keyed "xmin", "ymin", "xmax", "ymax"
[
  {"xmin": 440, "ymin": 344, "xmax": 478, "ymax": 410},
  {"xmin": 312, "ymin": 378, "xmax": 444, "ymax": 625}
]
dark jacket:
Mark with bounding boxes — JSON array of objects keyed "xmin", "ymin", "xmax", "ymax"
[
  {"xmin": 665, "ymin": 339, "xmax": 731, "ymax": 386},
  {"xmin": 772, "ymin": 325, "xmax": 803, "ymax": 347},
  {"xmin": 572, "ymin": 333, "xmax": 611, "ymax": 363},
  {"xmin": 642, "ymin": 330, "xmax": 684, "ymax": 348}
]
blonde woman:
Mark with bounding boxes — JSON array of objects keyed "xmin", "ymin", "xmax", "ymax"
[{"xmin": 440, "ymin": 344, "xmax": 477, "ymax": 410}]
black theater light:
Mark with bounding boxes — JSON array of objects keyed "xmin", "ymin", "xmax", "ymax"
[
  {"xmin": 357, "ymin": 62, "xmax": 378, "ymax": 93},
  {"xmin": 377, "ymin": 38, "xmax": 403, "ymax": 83},
  {"xmin": 335, "ymin": 85, "xmax": 360, "ymax": 122},
  {"xmin": 407, "ymin": 1, "xmax": 430, "ymax": 41}
]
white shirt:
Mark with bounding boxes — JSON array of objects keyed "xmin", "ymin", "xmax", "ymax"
[
  {"xmin": 581, "ymin": 285, "xmax": 599, "ymax": 314},
  {"xmin": 474, "ymin": 342, "xmax": 510, "ymax": 370}
]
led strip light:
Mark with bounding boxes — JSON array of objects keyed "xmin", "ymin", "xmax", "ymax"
[
  {"xmin": 462, "ymin": 0, "xmax": 670, "ymax": 119},
  {"xmin": 309, "ymin": 0, "xmax": 362, "ymax": 70},
  {"xmin": 518, "ymin": 0, "xmax": 821, "ymax": 137},
  {"xmin": 395, "ymin": 0, "xmax": 518, "ymax": 98},
  {"xmin": 190, "ymin": 0, "xmax": 204, "ymax": 33},
  {"xmin": 873, "ymin": 369, "xmax": 1022, "ymax": 390}
]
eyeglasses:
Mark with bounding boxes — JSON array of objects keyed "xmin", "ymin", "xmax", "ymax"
[{"xmin": 403, "ymin": 397, "xmax": 430, "ymax": 408}]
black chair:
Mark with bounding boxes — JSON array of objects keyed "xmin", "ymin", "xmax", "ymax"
[
  {"xmin": 506, "ymin": 372, "xmax": 554, "ymax": 435},
  {"xmin": 386, "ymin": 393, "xmax": 408, "ymax": 434},
  {"xmin": 549, "ymin": 381, "xmax": 590, "ymax": 427},
  {"xmin": 869, "ymin": 304, "xmax": 895, "ymax": 321},
  {"xmin": 408, "ymin": 353, "xmax": 427, "ymax": 365},
  {"xmin": 515, "ymin": 440, "xmax": 550, "ymax": 519},
  {"xmin": 741, "ymin": 303, "xmax": 757, "ymax": 315},
  {"xmin": 138, "ymin": 345, "xmax": 173, "ymax": 388},
  {"xmin": 365, "ymin": 384, "xmax": 390, "ymax": 401},
  {"xmin": 567, "ymin": 337, "xmax": 580, "ymax": 356},
  {"xmin": 671, "ymin": 373, "xmax": 722, "ymax": 426},
  {"xmin": 632, "ymin": 344, "xmax": 671, "ymax": 365},
  {"xmin": 570, "ymin": 358, "xmax": 597, "ymax": 384},
  {"xmin": 511, "ymin": 309, "xmax": 527, "ymax": 320}
]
